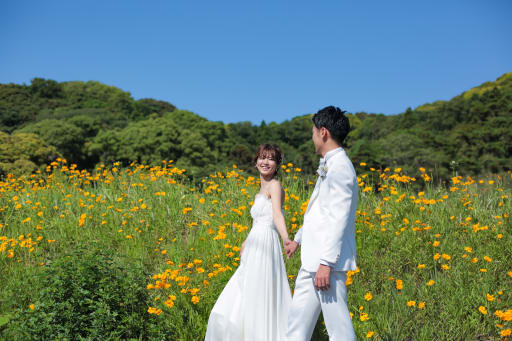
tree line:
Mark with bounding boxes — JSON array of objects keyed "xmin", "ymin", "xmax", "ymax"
[{"xmin": 0, "ymin": 73, "xmax": 510, "ymax": 180}]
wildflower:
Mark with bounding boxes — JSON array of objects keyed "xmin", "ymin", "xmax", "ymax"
[
  {"xmin": 495, "ymin": 310, "xmax": 512, "ymax": 321},
  {"xmin": 366, "ymin": 331, "xmax": 374, "ymax": 338},
  {"xmin": 364, "ymin": 292, "xmax": 373, "ymax": 301},
  {"xmin": 478, "ymin": 306, "xmax": 487, "ymax": 315},
  {"xmin": 486, "ymin": 293, "xmax": 494, "ymax": 302},
  {"xmin": 147, "ymin": 307, "xmax": 162, "ymax": 315},
  {"xmin": 359, "ymin": 313, "xmax": 369, "ymax": 321},
  {"xmin": 407, "ymin": 301, "xmax": 416, "ymax": 307},
  {"xmin": 417, "ymin": 264, "xmax": 426, "ymax": 269},
  {"xmin": 501, "ymin": 329, "xmax": 511, "ymax": 337},
  {"xmin": 395, "ymin": 279, "xmax": 403, "ymax": 290},
  {"xmin": 418, "ymin": 302, "xmax": 425, "ymax": 309},
  {"xmin": 427, "ymin": 280, "xmax": 435, "ymax": 286},
  {"xmin": 191, "ymin": 296, "xmax": 200, "ymax": 304}
]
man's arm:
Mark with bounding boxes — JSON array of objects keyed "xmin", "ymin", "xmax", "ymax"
[
  {"xmin": 293, "ymin": 226, "xmax": 303, "ymax": 244},
  {"xmin": 318, "ymin": 167, "xmax": 356, "ymax": 265}
]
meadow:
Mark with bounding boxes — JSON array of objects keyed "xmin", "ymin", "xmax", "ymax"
[{"xmin": 0, "ymin": 159, "xmax": 511, "ymax": 340}]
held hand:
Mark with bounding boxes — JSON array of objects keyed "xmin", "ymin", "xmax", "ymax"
[
  {"xmin": 285, "ymin": 240, "xmax": 299, "ymax": 259},
  {"xmin": 314, "ymin": 264, "xmax": 331, "ymax": 291}
]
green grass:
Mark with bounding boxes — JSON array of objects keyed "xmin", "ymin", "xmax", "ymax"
[{"xmin": 0, "ymin": 160, "xmax": 511, "ymax": 340}]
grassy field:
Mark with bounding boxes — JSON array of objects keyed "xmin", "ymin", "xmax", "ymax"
[{"xmin": 0, "ymin": 159, "xmax": 511, "ymax": 340}]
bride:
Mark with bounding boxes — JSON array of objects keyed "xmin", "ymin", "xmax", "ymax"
[{"xmin": 205, "ymin": 144, "xmax": 292, "ymax": 341}]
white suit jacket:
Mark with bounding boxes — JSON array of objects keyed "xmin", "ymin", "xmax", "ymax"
[{"xmin": 294, "ymin": 148, "xmax": 358, "ymax": 272}]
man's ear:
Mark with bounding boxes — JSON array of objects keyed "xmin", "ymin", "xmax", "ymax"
[{"xmin": 320, "ymin": 127, "xmax": 330, "ymax": 140}]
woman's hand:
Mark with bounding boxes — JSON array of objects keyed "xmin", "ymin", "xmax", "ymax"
[{"xmin": 283, "ymin": 236, "xmax": 292, "ymax": 249}]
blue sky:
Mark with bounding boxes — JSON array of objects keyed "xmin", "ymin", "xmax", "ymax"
[{"xmin": 1, "ymin": 0, "xmax": 511, "ymax": 123}]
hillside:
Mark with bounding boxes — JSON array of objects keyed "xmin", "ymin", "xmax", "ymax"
[{"xmin": 0, "ymin": 73, "xmax": 511, "ymax": 179}]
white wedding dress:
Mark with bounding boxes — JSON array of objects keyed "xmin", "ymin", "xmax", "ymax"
[{"xmin": 205, "ymin": 194, "xmax": 292, "ymax": 341}]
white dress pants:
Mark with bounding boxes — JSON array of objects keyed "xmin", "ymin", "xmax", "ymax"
[{"xmin": 287, "ymin": 268, "xmax": 356, "ymax": 341}]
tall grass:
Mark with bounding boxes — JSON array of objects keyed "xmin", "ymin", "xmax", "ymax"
[{"xmin": 0, "ymin": 160, "xmax": 510, "ymax": 340}]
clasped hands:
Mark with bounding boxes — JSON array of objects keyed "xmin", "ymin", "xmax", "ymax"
[{"xmin": 283, "ymin": 238, "xmax": 298, "ymax": 259}]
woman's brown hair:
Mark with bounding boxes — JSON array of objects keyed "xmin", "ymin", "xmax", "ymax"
[{"xmin": 253, "ymin": 144, "xmax": 283, "ymax": 176}]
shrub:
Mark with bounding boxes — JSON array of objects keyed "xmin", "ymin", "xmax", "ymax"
[{"xmin": 8, "ymin": 245, "xmax": 155, "ymax": 340}]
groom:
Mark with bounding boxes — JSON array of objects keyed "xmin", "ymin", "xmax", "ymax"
[{"xmin": 285, "ymin": 106, "xmax": 358, "ymax": 341}]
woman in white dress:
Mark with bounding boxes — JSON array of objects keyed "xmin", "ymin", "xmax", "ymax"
[{"xmin": 205, "ymin": 144, "xmax": 292, "ymax": 341}]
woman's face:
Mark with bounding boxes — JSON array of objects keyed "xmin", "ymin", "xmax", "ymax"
[{"xmin": 256, "ymin": 151, "xmax": 277, "ymax": 177}]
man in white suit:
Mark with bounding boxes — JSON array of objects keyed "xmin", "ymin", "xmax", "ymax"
[{"xmin": 285, "ymin": 106, "xmax": 358, "ymax": 341}]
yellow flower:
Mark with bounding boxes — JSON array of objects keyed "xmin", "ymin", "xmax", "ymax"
[
  {"xmin": 417, "ymin": 264, "xmax": 426, "ymax": 269},
  {"xmin": 29, "ymin": 304, "xmax": 35, "ymax": 310},
  {"xmin": 359, "ymin": 313, "xmax": 369, "ymax": 321},
  {"xmin": 191, "ymin": 296, "xmax": 200, "ymax": 304},
  {"xmin": 441, "ymin": 264, "xmax": 450, "ymax": 270},
  {"xmin": 407, "ymin": 301, "xmax": 416, "ymax": 307},
  {"xmin": 486, "ymin": 293, "xmax": 494, "ymax": 302},
  {"xmin": 364, "ymin": 292, "xmax": 373, "ymax": 301},
  {"xmin": 495, "ymin": 309, "xmax": 512, "ymax": 321},
  {"xmin": 427, "ymin": 280, "xmax": 435, "ymax": 286},
  {"xmin": 483, "ymin": 256, "xmax": 492, "ymax": 262},
  {"xmin": 366, "ymin": 331, "xmax": 374, "ymax": 338},
  {"xmin": 478, "ymin": 306, "xmax": 487, "ymax": 315},
  {"xmin": 395, "ymin": 279, "xmax": 403, "ymax": 290},
  {"xmin": 418, "ymin": 301, "xmax": 425, "ymax": 309},
  {"xmin": 501, "ymin": 329, "xmax": 511, "ymax": 337}
]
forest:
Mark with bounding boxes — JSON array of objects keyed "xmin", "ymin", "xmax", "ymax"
[{"xmin": 1, "ymin": 72, "xmax": 511, "ymax": 180}]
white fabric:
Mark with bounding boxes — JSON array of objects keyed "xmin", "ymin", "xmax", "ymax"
[
  {"xmin": 289, "ymin": 148, "xmax": 358, "ymax": 340},
  {"xmin": 293, "ymin": 148, "xmax": 358, "ymax": 272},
  {"xmin": 287, "ymin": 269, "xmax": 356, "ymax": 341},
  {"xmin": 205, "ymin": 194, "xmax": 292, "ymax": 341}
]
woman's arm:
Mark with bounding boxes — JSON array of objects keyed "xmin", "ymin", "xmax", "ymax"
[{"xmin": 269, "ymin": 181, "xmax": 290, "ymax": 244}]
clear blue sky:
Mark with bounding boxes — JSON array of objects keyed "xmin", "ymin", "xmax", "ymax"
[{"xmin": 1, "ymin": 0, "xmax": 511, "ymax": 123}]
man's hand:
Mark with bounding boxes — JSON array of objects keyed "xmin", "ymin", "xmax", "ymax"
[
  {"xmin": 285, "ymin": 240, "xmax": 299, "ymax": 259},
  {"xmin": 314, "ymin": 264, "xmax": 331, "ymax": 291}
]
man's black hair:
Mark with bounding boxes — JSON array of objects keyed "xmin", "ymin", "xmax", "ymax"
[{"xmin": 312, "ymin": 106, "xmax": 350, "ymax": 146}]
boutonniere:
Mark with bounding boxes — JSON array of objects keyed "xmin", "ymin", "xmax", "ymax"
[{"xmin": 317, "ymin": 165, "xmax": 328, "ymax": 178}]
